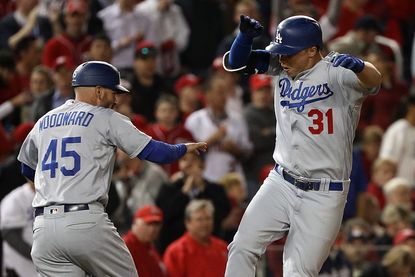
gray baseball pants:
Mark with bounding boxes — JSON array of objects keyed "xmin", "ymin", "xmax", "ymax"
[
  {"xmin": 31, "ymin": 202, "xmax": 138, "ymax": 277},
  {"xmin": 225, "ymin": 167, "xmax": 348, "ymax": 277}
]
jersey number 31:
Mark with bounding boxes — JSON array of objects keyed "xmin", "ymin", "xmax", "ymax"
[
  {"xmin": 41, "ymin": 136, "xmax": 81, "ymax": 178},
  {"xmin": 308, "ymin": 108, "xmax": 334, "ymax": 135}
]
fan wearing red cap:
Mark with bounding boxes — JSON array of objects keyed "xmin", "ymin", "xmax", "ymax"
[
  {"xmin": 243, "ymin": 74, "xmax": 275, "ymax": 199},
  {"xmin": 173, "ymin": 74, "xmax": 204, "ymax": 121},
  {"xmin": 31, "ymin": 56, "xmax": 75, "ymax": 120},
  {"xmin": 123, "ymin": 205, "xmax": 166, "ymax": 277},
  {"xmin": 42, "ymin": 0, "xmax": 91, "ymax": 69}
]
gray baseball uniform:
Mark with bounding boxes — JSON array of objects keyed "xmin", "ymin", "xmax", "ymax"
[
  {"xmin": 18, "ymin": 100, "xmax": 151, "ymax": 276},
  {"xmin": 224, "ymin": 53, "xmax": 377, "ymax": 276}
]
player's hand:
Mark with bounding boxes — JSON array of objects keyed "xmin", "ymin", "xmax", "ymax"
[
  {"xmin": 332, "ymin": 54, "xmax": 365, "ymax": 73},
  {"xmin": 239, "ymin": 15, "xmax": 263, "ymax": 38},
  {"xmin": 185, "ymin": 142, "xmax": 207, "ymax": 155}
]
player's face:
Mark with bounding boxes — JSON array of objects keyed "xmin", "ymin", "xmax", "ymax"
[
  {"xmin": 279, "ymin": 47, "xmax": 318, "ymax": 78},
  {"xmin": 97, "ymin": 87, "xmax": 118, "ymax": 109}
]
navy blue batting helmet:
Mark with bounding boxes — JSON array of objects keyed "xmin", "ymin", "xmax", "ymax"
[
  {"xmin": 72, "ymin": 61, "xmax": 129, "ymax": 93},
  {"xmin": 266, "ymin": 15, "xmax": 323, "ymax": 56}
]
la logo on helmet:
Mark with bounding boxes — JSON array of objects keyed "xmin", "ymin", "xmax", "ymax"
[{"xmin": 275, "ymin": 31, "xmax": 282, "ymax": 44}]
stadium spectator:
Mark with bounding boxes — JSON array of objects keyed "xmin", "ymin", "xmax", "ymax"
[
  {"xmin": 112, "ymin": 149, "xmax": 168, "ymax": 233},
  {"xmin": 366, "ymin": 159, "xmax": 397, "ymax": 210},
  {"xmin": 155, "ymin": 151, "xmax": 230, "ymax": 254},
  {"xmin": 30, "ymin": 56, "xmax": 74, "ymax": 120},
  {"xmin": 123, "ymin": 205, "xmax": 167, "ymax": 277},
  {"xmin": 360, "ymin": 245, "xmax": 415, "ymax": 277},
  {"xmin": 379, "ymin": 95, "xmax": 415, "ymax": 187},
  {"xmin": 163, "ymin": 199, "xmax": 228, "ymax": 277},
  {"xmin": 383, "ymin": 177, "xmax": 413, "ymax": 211},
  {"xmin": 0, "ymin": 180, "xmax": 36, "ymax": 277},
  {"xmin": 41, "ymin": 0, "xmax": 92, "ymax": 69},
  {"xmin": 173, "ymin": 73, "xmax": 204, "ymax": 122},
  {"xmin": 98, "ymin": 0, "xmax": 150, "ymax": 74},
  {"xmin": 87, "ymin": 33, "xmax": 113, "ymax": 63},
  {"xmin": 217, "ymin": 0, "xmax": 270, "ymax": 57},
  {"xmin": 128, "ymin": 41, "xmax": 171, "ymax": 122},
  {"xmin": 0, "ymin": 0, "xmax": 51, "ymax": 49},
  {"xmin": 359, "ymin": 51, "xmax": 409, "ymax": 131},
  {"xmin": 145, "ymin": 94, "xmax": 194, "ymax": 176},
  {"xmin": 243, "ymin": 74, "xmax": 275, "ymax": 199},
  {"xmin": 136, "ymin": 0, "xmax": 190, "ymax": 78},
  {"xmin": 185, "ymin": 74, "xmax": 252, "ymax": 183},
  {"xmin": 218, "ymin": 172, "xmax": 247, "ymax": 243}
]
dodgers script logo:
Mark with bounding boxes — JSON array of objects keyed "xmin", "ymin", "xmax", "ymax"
[{"xmin": 279, "ymin": 78, "xmax": 334, "ymax": 112}]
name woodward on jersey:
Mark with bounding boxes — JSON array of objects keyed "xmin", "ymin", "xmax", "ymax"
[{"xmin": 39, "ymin": 111, "xmax": 94, "ymax": 131}]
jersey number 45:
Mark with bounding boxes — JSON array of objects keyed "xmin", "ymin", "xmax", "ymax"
[{"xmin": 41, "ymin": 136, "xmax": 81, "ymax": 178}]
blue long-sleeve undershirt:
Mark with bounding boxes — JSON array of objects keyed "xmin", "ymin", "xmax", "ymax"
[{"xmin": 137, "ymin": 139, "xmax": 187, "ymax": 164}]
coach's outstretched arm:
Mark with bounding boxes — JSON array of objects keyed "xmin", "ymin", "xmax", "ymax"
[
  {"xmin": 332, "ymin": 54, "xmax": 382, "ymax": 89},
  {"xmin": 224, "ymin": 15, "xmax": 270, "ymax": 74},
  {"xmin": 137, "ymin": 139, "xmax": 207, "ymax": 164}
]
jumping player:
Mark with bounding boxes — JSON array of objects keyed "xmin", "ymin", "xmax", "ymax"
[
  {"xmin": 223, "ymin": 15, "xmax": 382, "ymax": 276},
  {"xmin": 17, "ymin": 61, "xmax": 207, "ymax": 276}
]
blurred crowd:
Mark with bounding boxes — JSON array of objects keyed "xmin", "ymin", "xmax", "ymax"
[{"xmin": 0, "ymin": 0, "xmax": 414, "ymax": 276}]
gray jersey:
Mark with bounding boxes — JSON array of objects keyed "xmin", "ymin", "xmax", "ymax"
[
  {"xmin": 18, "ymin": 100, "xmax": 151, "ymax": 207},
  {"xmin": 270, "ymin": 57, "xmax": 375, "ymax": 180}
]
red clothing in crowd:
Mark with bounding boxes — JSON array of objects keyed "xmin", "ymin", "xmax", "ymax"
[
  {"xmin": 123, "ymin": 231, "xmax": 166, "ymax": 277},
  {"xmin": 42, "ymin": 33, "xmax": 92, "ymax": 69},
  {"xmin": 145, "ymin": 123, "xmax": 194, "ymax": 176},
  {"xmin": 367, "ymin": 182, "xmax": 386, "ymax": 209},
  {"xmin": 359, "ymin": 80, "xmax": 408, "ymax": 131},
  {"xmin": 0, "ymin": 74, "xmax": 24, "ymax": 104},
  {"xmin": 334, "ymin": 5, "xmax": 365, "ymax": 39},
  {"xmin": 163, "ymin": 232, "xmax": 228, "ymax": 277}
]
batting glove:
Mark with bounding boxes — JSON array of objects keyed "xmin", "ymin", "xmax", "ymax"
[
  {"xmin": 239, "ymin": 15, "xmax": 263, "ymax": 38},
  {"xmin": 332, "ymin": 54, "xmax": 365, "ymax": 73}
]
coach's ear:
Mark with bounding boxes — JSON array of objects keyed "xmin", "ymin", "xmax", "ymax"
[{"xmin": 95, "ymin": 86, "xmax": 104, "ymax": 100}]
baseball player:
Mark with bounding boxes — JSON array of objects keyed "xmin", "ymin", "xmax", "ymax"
[
  {"xmin": 17, "ymin": 61, "xmax": 207, "ymax": 277},
  {"xmin": 223, "ymin": 15, "xmax": 382, "ymax": 276}
]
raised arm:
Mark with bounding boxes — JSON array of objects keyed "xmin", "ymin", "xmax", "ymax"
[
  {"xmin": 224, "ymin": 15, "xmax": 270, "ymax": 74},
  {"xmin": 332, "ymin": 54, "xmax": 382, "ymax": 89}
]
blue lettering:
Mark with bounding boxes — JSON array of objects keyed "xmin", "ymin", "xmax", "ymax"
[
  {"xmin": 43, "ymin": 115, "xmax": 50, "ymax": 129},
  {"xmin": 68, "ymin": 112, "xmax": 78, "ymax": 125},
  {"xmin": 74, "ymin": 111, "xmax": 86, "ymax": 125},
  {"xmin": 49, "ymin": 114, "xmax": 57, "ymax": 127},
  {"xmin": 278, "ymin": 78, "xmax": 334, "ymax": 112},
  {"xmin": 63, "ymin": 112, "xmax": 72, "ymax": 125},
  {"xmin": 82, "ymin": 113, "xmax": 94, "ymax": 126},
  {"xmin": 56, "ymin": 112, "xmax": 64, "ymax": 127}
]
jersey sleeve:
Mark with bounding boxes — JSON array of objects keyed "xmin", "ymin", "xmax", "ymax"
[
  {"xmin": 107, "ymin": 112, "xmax": 152, "ymax": 158},
  {"xmin": 17, "ymin": 126, "xmax": 39, "ymax": 170},
  {"xmin": 328, "ymin": 65, "xmax": 376, "ymax": 104}
]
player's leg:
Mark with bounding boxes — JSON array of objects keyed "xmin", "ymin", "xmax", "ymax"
[
  {"xmin": 31, "ymin": 216, "xmax": 88, "ymax": 276},
  {"xmin": 225, "ymin": 169, "xmax": 293, "ymax": 277},
  {"xmin": 62, "ymin": 203, "xmax": 138, "ymax": 277},
  {"xmin": 283, "ymin": 188, "xmax": 348, "ymax": 277}
]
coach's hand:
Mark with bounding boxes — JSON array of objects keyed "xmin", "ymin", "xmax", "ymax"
[
  {"xmin": 332, "ymin": 54, "xmax": 365, "ymax": 73},
  {"xmin": 185, "ymin": 142, "xmax": 208, "ymax": 155},
  {"xmin": 239, "ymin": 15, "xmax": 263, "ymax": 38}
]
